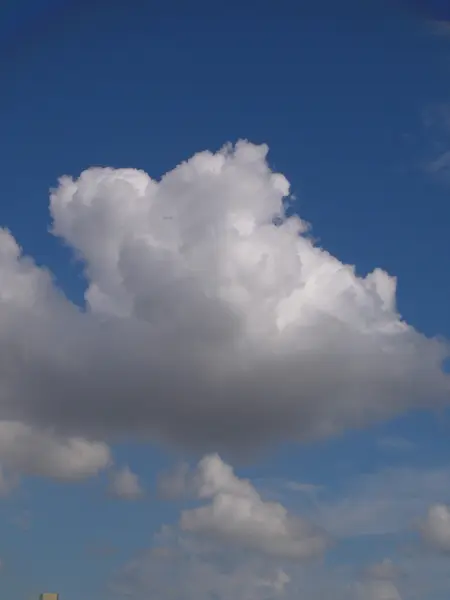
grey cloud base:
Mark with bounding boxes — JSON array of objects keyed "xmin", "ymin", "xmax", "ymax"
[{"xmin": 0, "ymin": 141, "xmax": 448, "ymax": 479}]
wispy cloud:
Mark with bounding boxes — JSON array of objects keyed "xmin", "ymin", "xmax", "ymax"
[
  {"xmin": 422, "ymin": 103, "xmax": 450, "ymax": 181},
  {"xmin": 284, "ymin": 481, "xmax": 323, "ymax": 494},
  {"xmin": 377, "ymin": 436, "xmax": 415, "ymax": 452},
  {"xmin": 312, "ymin": 466, "xmax": 450, "ymax": 538},
  {"xmin": 426, "ymin": 150, "xmax": 450, "ymax": 176},
  {"xmin": 427, "ymin": 20, "xmax": 450, "ymax": 36}
]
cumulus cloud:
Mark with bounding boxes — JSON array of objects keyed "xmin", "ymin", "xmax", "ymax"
[
  {"xmin": 0, "ymin": 140, "xmax": 447, "ymax": 464},
  {"xmin": 112, "ymin": 524, "xmax": 353, "ymax": 600},
  {"xmin": 364, "ymin": 559, "xmax": 401, "ymax": 581},
  {"xmin": 113, "ymin": 533, "xmax": 402, "ymax": 600},
  {"xmin": 179, "ymin": 454, "xmax": 328, "ymax": 560},
  {"xmin": 355, "ymin": 558, "xmax": 402, "ymax": 600},
  {"xmin": 113, "ymin": 529, "xmax": 450, "ymax": 600},
  {"xmin": 112, "ymin": 460, "xmax": 450, "ymax": 600},
  {"xmin": 356, "ymin": 579, "xmax": 402, "ymax": 600},
  {"xmin": 109, "ymin": 466, "xmax": 143, "ymax": 500},
  {"xmin": 420, "ymin": 504, "xmax": 450, "ymax": 553},
  {"xmin": 0, "ymin": 422, "xmax": 110, "ymax": 483},
  {"xmin": 258, "ymin": 569, "xmax": 290, "ymax": 594},
  {"xmin": 113, "ymin": 540, "xmax": 297, "ymax": 600}
]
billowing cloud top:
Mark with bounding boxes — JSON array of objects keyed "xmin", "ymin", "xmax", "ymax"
[
  {"xmin": 180, "ymin": 454, "xmax": 328, "ymax": 559},
  {"xmin": 0, "ymin": 141, "xmax": 448, "ymax": 474}
]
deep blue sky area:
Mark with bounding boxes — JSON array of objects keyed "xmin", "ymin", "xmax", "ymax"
[{"xmin": 1, "ymin": 1, "xmax": 450, "ymax": 599}]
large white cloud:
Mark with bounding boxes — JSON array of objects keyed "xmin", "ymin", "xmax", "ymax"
[
  {"xmin": 179, "ymin": 454, "xmax": 328, "ymax": 559},
  {"xmin": 0, "ymin": 140, "xmax": 447, "ymax": 459}
]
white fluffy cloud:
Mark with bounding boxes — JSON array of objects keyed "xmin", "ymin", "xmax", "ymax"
[
  {"xmin": 0, "ymin": 140, "xmax": 447, "ymax": 463},
  {"xmin": 109, "ymin": 466, "xmax": 143, "ymax": 500},
  {"xmin": 179, "ymin": 454, "xmax": 328, "ymax": 560},
  {"xmin": 0, "ymin": 421, "xmax": 110, "ymax": 484},
  {"xmin": 420, "ymin": 504, "xmax": 450, "ymax": 553}
]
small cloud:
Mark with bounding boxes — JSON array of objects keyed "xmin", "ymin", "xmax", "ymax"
[
  {"xmin": 421, "ymin": 103, "xmax": 450, "ymax": 183},
  {"xmin": 419, "ymin": 504, "xmax": 450, "ymax": 553},
  {"xmin": 426, "ymin": 150, "xmax": 450, "ymax": 175},
  {"xmin": 364, "ymin": 558, "xmax": 402, "ymax": 581},
  {"xmin": 356, "ymin": 558, "xmax": 403, "ymax": 600},
  {"xmin": 356, "ymin": 579, "xmax": 402, "ymax": 600},
  {"xmin": 258, "ymin": 568, "xmax": 290, "ymax": 594},
  {"xmin": 109, "ymin": 466, "xmax": 144, "ymax": 501},
  {"xmin": 0, "ymin": 423, "xmax": 111, "ymax": 483},
  {"xmin": 427, "ymin": 19, "xmax": 450, "ymax": 36},
  {"xmin": 284, "ymin": 481, "xmax": 323, "ymax": 494}
]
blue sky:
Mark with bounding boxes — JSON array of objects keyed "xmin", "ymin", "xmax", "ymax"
[{"xmin": 1, "ymin": 2, "xmax": 450, "ymax": 599}]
